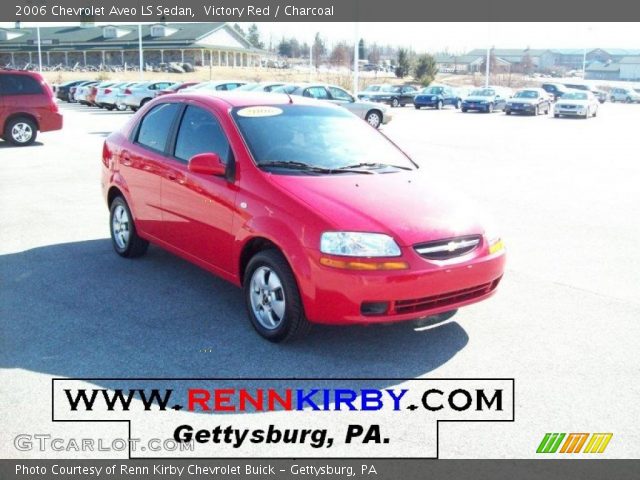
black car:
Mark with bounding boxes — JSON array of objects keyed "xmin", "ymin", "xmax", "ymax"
[
  {"xmin": 505, "ymin": 88, "xmax": 551, "ymax": 115},
  {"xmin": 541, "ymin": 82, "xmax": 569, "ymax": 101},
  {"xmin": 359, "ymin": 84, "xmax": 418, "ymax": 107},
  {"xmin": 55, "ymin": 79, "xmax": 89, "ymax": 102}
]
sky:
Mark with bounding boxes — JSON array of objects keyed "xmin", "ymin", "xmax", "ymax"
[{"xmin": 1, "ymin": 22, "xmax": 639, "ymax": 53}]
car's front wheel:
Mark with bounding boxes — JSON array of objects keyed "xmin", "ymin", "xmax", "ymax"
[
  {"xmin": 391, "ymin": 98, "xmax": 400, "ymax": 108},
  {"xmin": 365, "ymin": 110, "xmax": 382, "ymax": 129},
  {"xmin": 244, "ymin": 250, "xmax": 311, "ymax": 343},
  {"xmin": 109, "ymin": 196, "xmax": 149, "ymax": 258},
  {"xmin": 5, "ymin": 117, "xmax": 37, "ymax": 146}
]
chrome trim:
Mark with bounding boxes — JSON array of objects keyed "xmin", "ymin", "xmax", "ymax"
[{"xmin": 415, "ymin": 238, "xmax": 480, "ymax": 255}]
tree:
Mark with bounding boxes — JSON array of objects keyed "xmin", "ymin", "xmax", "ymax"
[
  {"xmin": 413, "ymin": 53, "xmax": 438, "ymax": 86},
  {"xmin": 312, "ymin": 33, "xmax": 326, "ymax": 69},
  {"xmin": 480, "ymin": 49, "xmax": 498, "ymax": 74},
  {"xmin": 277, "ymin": 38, "xmax": 292, "ymax": 58},
  {"xmin": 521, "ymin": 52, "xmax": 534, "ymax": 75},
  {"xmin": 233, "ymin": 23, "xmax": 245, "ymax": 37},
  {"xmin": 367, "ymin": 43, "xmax": 381, "ymax": 65},
  {"xmin": 395, "ymin": 48, "xmax": 410, "ymax": 78},
  {"xmin": 330, "ymin": 41, "xmax": 351, "ymax": 67},
  {"xmin": 247, "ymin": 24, "xmax": 264, "ymax": 49},
  {"xmin": 358, "ymin": 39, "xmax": 366, "ymax": 61}
]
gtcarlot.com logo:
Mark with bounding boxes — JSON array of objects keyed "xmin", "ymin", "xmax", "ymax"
[{"xmin": 536, "ymin": 433, "xmax": 613, "ymax": 454}]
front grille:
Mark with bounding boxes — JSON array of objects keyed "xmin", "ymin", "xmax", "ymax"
[
  {"xmin": 414, "ymin": 235, "xmax": 481, "ymax": 260},
  {"xmin": 394, "ymin": 278, "xmax": 501, "ymax": 315},
  {"xmin": 558, "ymin": 104, "xmax": 576, "ymax": 109}
]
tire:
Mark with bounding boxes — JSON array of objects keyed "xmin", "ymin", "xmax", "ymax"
[
  {"xmin": 505, "ymin": 110, "xmax": 511, "ymax": 115},
  {"xmin": 461, "ymin": 108, "xmax": 468, "ymax": 113},
  {"xmin": 5, "ymin": 117, "xmax": 37, "ymax": 146},
  {"xmin": 391, "ymin": 98, "xmax": 400, "ymax": 108},
  {"xmin": 140, "ymin": 98, "xmax": 152, "ymax": 107},
  {"xmin": 593, "ymin": 108, "xmax": 597, "ymax": 117},
  {"xmin": 365, "ymin": 110, "xmax": 382, "ymax": 129},
  {"xmin": 244, "ymin": 250, "xmax": 311, "ymax": 343},
  {"xmin": 109, "ymin": 196, "xmax": 149, "ymax": 258},
  {"xmin": 554, "ymin": 114, "xmax": 560, "ymax": 118},
  {"xmin": 130, "ymin": 106, "xmax": 138, "ymax": 112},
  {"xmin": 105, "ymin": 105, "xmax": 115, "ymax": 111},
  {"xmin": 117, "ymin": 103, "xmax": 127, "ymax": 112},
  {"xmin": 436, "ymin": 100, "xmax": 443, "ymax": 110},
  {"xmin": 414, "ymin": 105, "xmax": 421, "ymax": 110}
]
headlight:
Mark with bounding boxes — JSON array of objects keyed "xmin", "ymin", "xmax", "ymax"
[
  {"xmin": 320, "ymin": 232, "xmax": 401, "ymax": 257},
  {"xmin": 484, "ymin": 229, "xmax": 504, "ymax": 255}
]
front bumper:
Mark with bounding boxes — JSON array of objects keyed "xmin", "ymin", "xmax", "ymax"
[
  {"xmin": 414, "ymin": 96, "xmax": 439, "ymax": 107},
  {"xmin": 506, "ymin": 103, "xmax": 536, "ymax": 113},
  {"xmin": 462, "ymin": 102, "xmax": 489, "ymax": 111},
  {"xmin": 555, "ymin": 107, "xmax": 587, "ymax": 116},
  {"xmin": 300, "ymin": 244, "xmax": 506, "ymax": 325}
]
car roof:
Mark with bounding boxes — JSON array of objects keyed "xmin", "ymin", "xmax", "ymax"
[{"xmin": 164, "ymin": 91, "xmax": 341, "ymax": 109}]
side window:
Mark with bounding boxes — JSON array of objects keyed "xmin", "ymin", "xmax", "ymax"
[
  {"xmin": 174, "ymin": 105, "xmax": 230, "ymax": 164},
  {"xmin": 303, "ymin": 87, "xmax": 330, "ymax": 99},
  {"xmin": 328, "ymin": 87, "xmax": 353, "ymax": 102},
  {"xmin": 135, "ymin": 103, "xmax": 181, "ymax": 152},
  {"xmin": 0, "ymin": 74, "xmax": 43, "ymax": 95}
]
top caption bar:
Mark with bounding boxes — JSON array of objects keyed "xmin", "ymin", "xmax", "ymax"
[{"xmin": 5, "ymin": 0, "xmax": 640, "ymax": 22}]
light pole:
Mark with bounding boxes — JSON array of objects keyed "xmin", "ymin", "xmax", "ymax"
[
  {"xmin": 353, "ymin": 22, "xmax": 359, "ymax": 95},
  {"xmin": 138, "ymin": 24, "xmax": 144, "ymax": 80},
  {"xmin": 36, "ymin": 26, "xmax": 43, "ymax": 72}
]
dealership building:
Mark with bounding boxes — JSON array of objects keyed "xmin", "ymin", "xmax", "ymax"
[{"xmin": 0, "ymin": 22, "xmax": 266, "ymax": 68}]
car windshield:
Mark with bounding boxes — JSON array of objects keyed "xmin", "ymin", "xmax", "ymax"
[
  {"xmin": 422, "ymin": 87, "xmax": 443, "ymax": 94},
  {"xmin": 380, "ymin": 85, "xmax": 402, "ymax": 93},
  {"xmin": 514, "ymin": 90, "xmax": 538, "ymax": 98},
  {"xmin": 232, "ymin": 105, "xmax": 416, "ymax": 173},
  {"xmin": 562, "ymin": 92, "xmax": 588, "ymax": 100},
  {"xmin": 236, "ymin": 83, "xmax": 259, "ymax": 91},
  {"xmin": 364, "ymin": 85, "xmax": 381, "ymax": 92},
  {"xmin": 470, "ymin": 89, "xmax": 495, "ymax": 96},
  {"xmin": 272, "ymin": 84, "xmax": 300, "ymax": 94}
]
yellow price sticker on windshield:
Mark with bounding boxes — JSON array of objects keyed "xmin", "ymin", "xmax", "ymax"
[{"xmin": 237, "ymin": 106, "xmax": 283, "ymax": 118}]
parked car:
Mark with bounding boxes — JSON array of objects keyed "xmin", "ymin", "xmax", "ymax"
[
  {"xmin": 74, "ymin": 81, "xmax": 100, "ymax": 105},
  {"xmin": 69, "ymin": 81, "xmax": 97, "ymax": 103},
  {"xmin": 183, "ymin": 80, "xmax": 246, "ymax": 93},
  {"xmin": 504, "ymin": 88, "xmax": 551, "ymax": 115},
  {"xmin": 609, "ymin": 87, "xmax": 640, "ymax": 103},
  {"xmin": 123, "ymin": 81, "xmax": 175, "ymax": 111},
  {"xmin": 461, "ymin": 87, "xmax": 511, "ymax": 113},
  {"xmin": 0, "ymin": 69, "xmax": 63, "ymax": 146},
  {"xmin": 156, "ymin": 82, "xmax": 201, "ymax": 96},
  {"xmin": 96, "ymin": 82, "xmax": 137, "ymax": 111},
  {"xmin": 358, "ymin": 84, "xmax": 418, "ymax": 107},
  {"xmin": 101, "ymin": 92, "xmax": 505, "ymax": 342},
  {"xmin": 235, "ymin": 82, "xmax": 286, "ymax": 93},
  {"xmin": 413, "ymin": 85, "xmax": 461, "ymax": 110},
  {"xmin": 541, "ymin": 82, "xmax": 569, "ymax": 101},
  {"xmin": 55, "ymin": 79, "xmax": 88, "ymax": 102},
  {"xmin": 554, "ymin": 91, "xmax": 599, "ymax": 118},
  {"xmin": 86, "ymin": 81, "xmax": 117, "ymax": 106},
  {"xmin": 356, "ymin": 84, "xmax": 385, "ymax": 99},
  {"xmin": 275, "ymin": 83, "xmax": 391, "ymax": 128}
]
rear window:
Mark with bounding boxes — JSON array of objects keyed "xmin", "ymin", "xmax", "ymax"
[
  {"xmin": 0, "ymin": 74, "xmax": 43, "ymax": 96},
  {"xmin": 135, "ymin": 103, "xmax": 181, "ymax": 152}
]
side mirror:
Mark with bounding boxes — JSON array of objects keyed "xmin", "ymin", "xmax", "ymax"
[{"xmin": 188, "ymin": 152, "xmax": 226, "ymax": 176}]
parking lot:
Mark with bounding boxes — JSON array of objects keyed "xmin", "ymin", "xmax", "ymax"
[{"xmin": 1, "ymin": 99, "xmax": 639, "ymax": 457}]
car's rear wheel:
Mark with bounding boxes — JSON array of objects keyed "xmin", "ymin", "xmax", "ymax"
[
  {"xmin": 244, "ymin": 250, "xmax": 311, "ymax": 343},
  {"xmin": 391, "ymin": 98, "xmax": 400, "ymax": 108},
  {"xmin": 365, "ymin": 110, "xmax": 382, "ymax": 129},
  {"xmin": 109, "ymin": 196, "xmax": 149, "ymax": 258},
  {"xmin": 5, "ymin": 117, "xmax": 37, "ymax": 146}
]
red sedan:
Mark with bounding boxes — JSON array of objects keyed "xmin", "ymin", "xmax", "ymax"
[
  {"xmin": 101, "ymin": 92, "xmax": 505, "ymax": 342},
  {"xmin": 156, "ymin": 81, "xmax": 200, "ymax": 96}
]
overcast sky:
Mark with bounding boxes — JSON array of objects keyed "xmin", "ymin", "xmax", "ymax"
[{"xmin": 2, "ymin": 22, "xmax": 639, "ymax": 53}]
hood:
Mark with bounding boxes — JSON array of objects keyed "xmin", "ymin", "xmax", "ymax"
[
  {"xmin": 464, "ymin": 95, "xmax": 495, "ymax": 102},
  {"xmin": 268, "ymin": 170, "xmax": 484, "ymax": 247}
]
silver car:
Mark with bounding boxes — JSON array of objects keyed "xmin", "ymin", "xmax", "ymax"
[
  {"xmin": 554, "ymin": 90, "xmax": 599, "ymax": 118},
  {"xmin": 183, "ymin": 80, "xmax": 247, "ymax": 92},
  {"xmin": 97, "ymin": 82, "xmax": 138, "ymax": 111},
  {"xmin": 275, "ymin": 83, "xmax": 392, "ymax": 129},
  {"xmin": 123, "ymin": 81, "xmax": 174, "ymax": 111},
  {"xmin": 609, "ymin": 87, "xmax": 640, "ymax": 103}
]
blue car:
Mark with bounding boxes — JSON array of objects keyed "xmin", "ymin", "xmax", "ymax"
[
  {"xmin": 414, "ymin": 85, "xmax": 461, "ymax": 110},
  {"xmin": 461, "ymin": 87, "xmax": 510, "ymax": 113}
]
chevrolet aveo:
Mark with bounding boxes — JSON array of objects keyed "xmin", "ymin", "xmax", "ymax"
[{"xmin": 101, "ymin": 92, "xmax": 505, "ymax": 342}]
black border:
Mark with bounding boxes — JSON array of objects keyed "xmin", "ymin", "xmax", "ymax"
[{"xmin": 51, "ymin": 377, "xmax": 515, "ymax": 460}]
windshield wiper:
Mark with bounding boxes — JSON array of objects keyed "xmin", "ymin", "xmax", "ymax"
[
  {"xmin": 338, "ymin": 162, "xmax": 413, "ymax": 171},
  {"xmin": 259, "ymin": 161, "xmax": 372, "ymax": 174}
]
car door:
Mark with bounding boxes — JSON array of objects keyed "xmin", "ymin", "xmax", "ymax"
[
  {"xmin": 401, "ymin": 86, "xmax": 416, "ymax": 103},
  {"xmin": 122, "ymin": 102, "xmax": 182, "ymax": 239},
  {"xmin": 159, "ymin": 102, "xmax": 237, "ymax": 274},
  {"xmin": 303, "ymin": 86, "xmax": 331, "ymax": 101}
]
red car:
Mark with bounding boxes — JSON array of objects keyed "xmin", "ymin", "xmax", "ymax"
[
  {"xmin": 101, "ymin": 92, "xmax": 505, "ymax": 342},
  {"xmin": 156, "ymin": 82, "xmax": 200, "ymax": 96},
  {"xmin": 0, "ymin": 69, "xmax": 63, "ymax": 146}
]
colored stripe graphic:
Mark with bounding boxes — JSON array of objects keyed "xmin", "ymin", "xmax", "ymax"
[
  {"xmin": 583, "ymin": 433, "xmax": 613, "ymax": 453},
  {"xmin": 560, "ymin": 433, "xmax": 589, "ymax": 453},
  {"xmin": 536, "ymin": 433, "xmax": 565, "ymax": 453}
]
